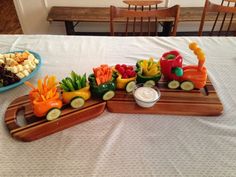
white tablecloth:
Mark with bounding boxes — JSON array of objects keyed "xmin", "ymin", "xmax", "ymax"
[{"xmin": 0, "ymin": 35, "xmax": 236, "ymax": 177}]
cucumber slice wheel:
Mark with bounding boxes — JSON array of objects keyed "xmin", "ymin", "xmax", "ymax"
[
  {"xmin": 180, "ymin": 81, "xmax": 194, "ymax": 91},
  {"xmin": 46, "ymin": 108, "xmax": 61, "ymax": 121},
  {"xmin": 126, "ymin": 81, "xmax": 136, "ymax": 93},
  {"xmin": 102, "ymin": 90, "xmax": 115, "ymax": 101},
  {"xmin": 144, "ymin": 80, "xmax": 155, "ymax": 87},
  {"xmin": 70, "ymin": 97, "xmax": 85, "ymax": 109},
  {"xmin": 168, "ymin": 80, "xmax": 180, "ymax": 89}
]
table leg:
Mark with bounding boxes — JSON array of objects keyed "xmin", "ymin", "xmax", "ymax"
[
  {"xmin": 162, "ymin": 22, "xmax": 173, "ymax": 36},
  {"xmin": 65, "ymin": 21, "xmax": 75, "ymax": 35}
]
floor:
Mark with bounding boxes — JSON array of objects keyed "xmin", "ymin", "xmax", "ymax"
[{"xmin": 0, "ymin": 0, "xmax": 22, "ymax": 34}]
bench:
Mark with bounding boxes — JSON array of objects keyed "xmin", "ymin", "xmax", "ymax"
[{"xmin": 47, "ymin": 6, "xmax": 225, "ymax": 35}]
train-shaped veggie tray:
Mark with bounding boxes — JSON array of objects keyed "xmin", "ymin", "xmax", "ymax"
[{"xmin": 4, "ymin": 42, "xmax": 223, "ymax": 142}]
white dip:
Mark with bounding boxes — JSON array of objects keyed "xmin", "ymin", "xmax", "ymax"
[{"xmin": 134, "ymin": 87, "xmax": 158, "ymax": 102}]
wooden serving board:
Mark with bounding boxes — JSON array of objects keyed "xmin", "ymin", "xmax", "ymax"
[
  {"xmin": 107, "ymin": 78, "xmax": 223, "ymax": 116},
  {"xmin": 4, "ymin": 95, "xmax": 106, "ymax": 142}
]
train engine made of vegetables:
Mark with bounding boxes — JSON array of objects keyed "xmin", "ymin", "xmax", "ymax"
[{"xmin": 160, "ymin": 42, "xmax": 207, "ymax": 91}]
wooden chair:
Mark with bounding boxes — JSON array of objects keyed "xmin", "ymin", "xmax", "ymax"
[
  {"xmin": 199, "ymin": 0, "xmax": 236, "ymax": 36},
  {"xmin": 110, "ymin": 5, "xmax": 180, "ymax": 36},
  {"xmin": 123, "ymin": 0, "xmax": 163, "ymax": 7},
  {"xmin": 123, "ymin": 0, "xmax": 163, "ymax": 36}
]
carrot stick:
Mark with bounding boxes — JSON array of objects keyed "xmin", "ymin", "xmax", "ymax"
[
  {"xmin": 38, "ymin": 79, "xmax": 43, "ymax": 95},
  {"xmin": 51, "ymin": 87, "xmax": 57, "ymax": 98},
  {"xmin": 41, "ymin": 95, "xmax": 46, "ymax": 102},
  {"xmin": 25, "ymin": 81, "xmax": 35, "ymax": 90},
  {"xmin": 43, "ymin": 75, "xmax": 48, "ymax": 94},
  {"xmin": 96, "ymin": 77, "xmax": 101, "ymax": 85}
]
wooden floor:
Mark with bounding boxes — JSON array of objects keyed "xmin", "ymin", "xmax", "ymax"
[{"xmin": 0, "ymin": 0, "xmax": 22, "ymax": 34}]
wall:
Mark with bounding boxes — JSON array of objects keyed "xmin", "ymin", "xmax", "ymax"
[{"xmin": 14, "ymin": 0, "xmax": 223, "ymax": 34}]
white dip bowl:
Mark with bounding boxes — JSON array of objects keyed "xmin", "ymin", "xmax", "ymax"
[{"xmin": 133, "ymin": 84, "xmax": 161, "ymax": 108}]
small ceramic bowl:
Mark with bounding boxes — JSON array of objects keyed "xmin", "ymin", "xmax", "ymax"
[{"xmin": 133, "ymin": 83, "xmax": 161, "ymax": 108}]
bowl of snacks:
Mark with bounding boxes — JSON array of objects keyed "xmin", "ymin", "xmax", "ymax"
[
  {"xmin": 0, "ymin": 50, "xmax": 41, "ymax": 93},
  {"xmin": 133, "ymin": 83, "xmax": 161, "ymax": 108}
]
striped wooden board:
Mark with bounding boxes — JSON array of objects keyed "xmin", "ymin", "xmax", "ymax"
[
  {"xmin": 4, "ymin": 77, "xmax": 223, "ymax": 142},
  {"xmin": 4, "ymin": 96, "xmax": 106, "ymax": 142},
  {"xmin": 107, "ymin": 78, "xmax": 223, "ymax": 116}
]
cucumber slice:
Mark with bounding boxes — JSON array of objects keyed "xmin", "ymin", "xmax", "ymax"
[
  {"xmin": 70, "ymin": 96, "xmax": 85, "ymax": 109},
  {"xmin": 180, "ymin": 81, "xmax": 194, "ymax": 91},
  {"xmin": 168, "ymin": 80, "xmax": 180, "ymax": 89},
  {"xmin": 46, "ymin": 108, "xmax": 61, "ymax": 121},
  {"xmin": 144, "ymin": 80, "xmax": 155, "ymax": 87},
  {"xmin": 126, "ymin": 81, "xmax": 136, "ymax": 93},
  {"xmin": 102, "ymin": 90, "xmax": 115, "ymax": 101}
]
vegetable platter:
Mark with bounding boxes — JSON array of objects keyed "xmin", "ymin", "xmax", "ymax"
[{"xmin": 4, "ymin": 42, "xmax": 224, "ymax": 142}]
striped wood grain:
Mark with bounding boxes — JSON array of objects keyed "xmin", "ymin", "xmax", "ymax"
[
  {"xmin": 4, "ymin": 96, "xmax": 106, "ymax": 142},
  {"xmin": 107, "ymin": 78, "xmax": 223, "ymax": 116}
]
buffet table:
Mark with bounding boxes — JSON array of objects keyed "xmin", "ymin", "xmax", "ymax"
[{"xmin": 1, "ymin": 35, "xmax": 236, "ymax": 176}]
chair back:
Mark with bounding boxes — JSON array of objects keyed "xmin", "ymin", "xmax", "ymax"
[
  {"xmin": 123, "ymin": 0, "xmax": 163, "ymax": 35},
  {"xmin": 123, "ymin": 0, "xmax": 163, "ymax": 7},
  {"xmin": 199, "ymin": 0, "xmax": 236, "ymax": 36},
  {"xmin": 110, "ymin": 5, "xmax": 180, "ymax": 36}
]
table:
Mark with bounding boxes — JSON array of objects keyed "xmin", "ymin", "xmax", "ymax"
[
  {"xmin": 1, "ymin": 35, "xmax": 236, "ymax": 176},
  {"xmin": 47, "ymin": 6, "xmax": 221, "ymax": 35}
]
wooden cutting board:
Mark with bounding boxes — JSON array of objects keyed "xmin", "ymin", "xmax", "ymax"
[
  {"xmin": 4, "ymin": 95, "xmax": 106, "ymax": 142},
  {"xmin": 107, "ymin": 78, "xmax": 223, "ymax": 116},
  {"xmin": 4, "ymin": 77, "xmax": 223, "ymax": 142}
]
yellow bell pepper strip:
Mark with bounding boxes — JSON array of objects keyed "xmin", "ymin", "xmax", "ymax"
[
  {"xmin": 62, "ymin": 84, "xmax": 91, "ymax": 104},
  {"xmin": 136, "ymin": 58, "xmax": 162, "ymax": 84}
]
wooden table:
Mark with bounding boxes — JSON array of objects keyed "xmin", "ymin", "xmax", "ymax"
[{"xmin": 47, "ymin": 6, "xmax": 225, "ymax": 35}]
